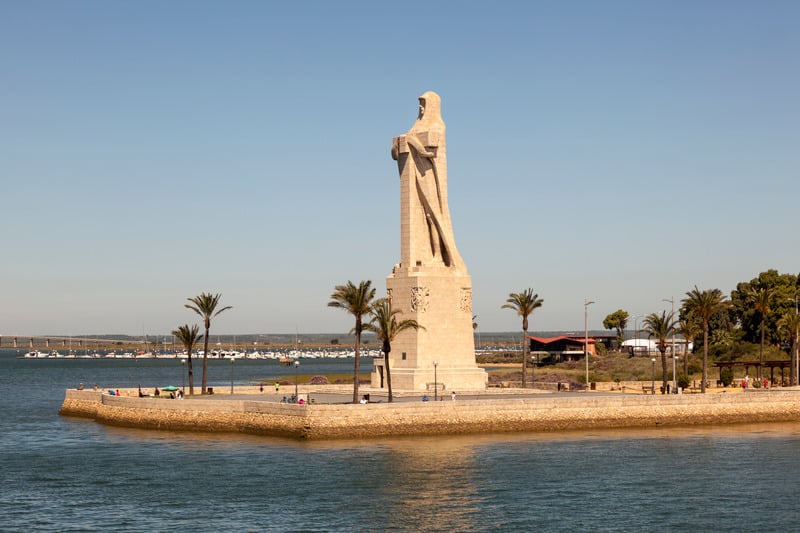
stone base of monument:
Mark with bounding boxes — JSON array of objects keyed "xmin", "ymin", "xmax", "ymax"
[
  {"xmin": 370, "ymin": 269, "xmax": 487, "ymax": 392},
  {"xmin": 372, "ymin": 364, "xmax": 488, "ymax": 392}
]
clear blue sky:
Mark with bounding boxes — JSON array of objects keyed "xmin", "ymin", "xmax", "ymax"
[{"xmin": 2, "ymin": 1, "xmax": 798, "ymax": 336}]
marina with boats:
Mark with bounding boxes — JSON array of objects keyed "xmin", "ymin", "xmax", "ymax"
[{"xmin": 22, "ymin": 347, "xmax": 384, "ymax": 360}]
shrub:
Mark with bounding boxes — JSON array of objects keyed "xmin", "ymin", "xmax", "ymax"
[
  {"xmin": 309, "ymin": 375, "xmax": 329, "ymax": 385},
  {"xmin": 719, "ymin": 367, "xmax": 733, "ymax": 387},
  {"xmin": 677, "ymin": 374, "xmax": 690, "ymax": 389}
]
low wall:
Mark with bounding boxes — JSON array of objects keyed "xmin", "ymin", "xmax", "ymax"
[{"xmin": 59, "ymin": 389, "xmax": 800, "ymax": 440}]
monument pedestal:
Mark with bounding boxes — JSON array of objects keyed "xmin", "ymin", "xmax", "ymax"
[{"xmin": 371, "ymin": 266, "xmax": 487, "ymax": 392}]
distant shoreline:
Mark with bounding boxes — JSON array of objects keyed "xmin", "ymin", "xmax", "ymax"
[{"xmin": 59, "ymin": 387, "xmax": 800, "ymax": 440}]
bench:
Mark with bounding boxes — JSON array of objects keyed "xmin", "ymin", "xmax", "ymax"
[{"xmin": 642, "ymin": 385, "xmax": 654, "ymax": 394}]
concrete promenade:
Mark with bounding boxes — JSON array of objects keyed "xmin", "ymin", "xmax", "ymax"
[{"xmin": 59, "ymin": 385, "xmax": 800, "ymax": 440}]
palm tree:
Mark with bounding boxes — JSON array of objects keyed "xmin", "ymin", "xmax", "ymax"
[
  {"xmin": 472, "ymin": 314, "xmax": 480, "ymax": 349},
  {"xmin": 185, "ymin": 292, "xmax": 233, "ymax": 394},
  {"xmin": 502, "ymin": 289, "xmax": 544, "ymax": 388},
  {"xmin": 364, "ymin": 298, "xmax": 424, "ymax": 402},
  {"xmin": 746, "ymin": 285, "xmax": 773, "ymax": 378},
  {"xmin": 675, "ymin": 314, "xmax": 701, "ymax": 375},
  {"xmin": 777, "ymin": 309, "xmax": 800, "ymax": 386},
  {"xmin": 172, "ymin": 324, "xmax": 203, "ymax": 395},
  {"xmin": 682, "ymin": 286, "xmax": 728, "ymax": 393},
  {"xmin": 641, "ymin": 311, "xmax": 676, "ymax": 393},
  {"xmin": 328, "ymin": 280, "xmax": 376, "ymax": 403}
]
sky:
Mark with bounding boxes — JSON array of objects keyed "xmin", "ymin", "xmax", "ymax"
[{"xmin": 2, "ymin": 1, "xmax": 799, "ymax": 336}]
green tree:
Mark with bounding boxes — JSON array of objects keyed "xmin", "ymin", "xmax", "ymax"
[
  {"xmin": 730, "ymin": 270, "xmax": 798, "ymax": 345},
  {"xmin": 502, "ymin": 289, "xmax": 544, "ymax": 388},
  {"xmin": 746, "ymin": 285, "xmax": 773, "ymax": 377},
  {"xmin": 777, "ymin": 309, "xmax": 800, "ymax": 386},
  {"xmin": 682, "ymin": 286, "xmax": 728, "ymax": 393},
  {"xmin": 328, "ymin": 280, "xmax": 376, "ymax": 403},
  {"xmin": 602, "ymin": 309, "xmax": 630, "ymax": 347},
  {"xmin": 171, "ymin": 324, "xmax": 203, "ymax": 395},
  {"xmin": 185, "ymin": 292, "xmax": 233, "ymax": 394},
  {"xmin": 675, "ymin": 313, "xmax": 701, "ymax": 375},
  {"xmin": 364, "ymin": 298, "xmax": 424, "ymax": 403},
  {"xmin": 641, "ymin": 310, "xmax": 676, "ymax": 393}
]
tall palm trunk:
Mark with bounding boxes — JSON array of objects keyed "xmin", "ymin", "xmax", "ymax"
[
  {"xmin": 521, "ymin": 327, "xmax": 529, "ymax": 387},
  {"xmin": 352, "ymin": 318, "xmax": 361, "ymax": 404},
  {"xmin": 660, "ymin": 348, "xmax": 668, "ymax": 393},
  {"xmin": 201, "ymin": 319, "xmax": 210, "ymax": 394},
  {"xmin": 684, "ymin": 339, "xmax": 690, "ymax": 375},
  {"xmin": 187, "ymin": 352, "xmax": 194, "ymax": 395},
  {"xmin": 521, "ymin": 314, "xmax": 530, "ymax": 388},
  {"xmin": 702, "ymin": 323, "xmax": 709, "ymax": 393},
  {"xmin": 793, "ymin": 332, "xmax": 799, "ymax": 386},
  {"xmin": 383, "ymin": 340, "xmax": 393, "ymax": 403},
  {"xmin": 759, "ymin": 320, "xmax": 765, "ymax": 379}
]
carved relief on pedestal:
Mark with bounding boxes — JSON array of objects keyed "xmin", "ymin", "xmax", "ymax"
[
  {"xmin": 410, "ymin": 286, "xmax": 430, "ymax": 313},
  {"xmin": 459, "ymin": 288, "xmax": 472, "ymax": 313}
]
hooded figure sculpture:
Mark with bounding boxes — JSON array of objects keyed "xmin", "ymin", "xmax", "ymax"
[{"xmin": 392, "ymin": 91, "xmax": 465, "ymax": 271}]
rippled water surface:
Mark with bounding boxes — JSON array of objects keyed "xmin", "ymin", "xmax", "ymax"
[{"xmin": 2, "ymin": 349, "xmax": 800, "ymax": 532}]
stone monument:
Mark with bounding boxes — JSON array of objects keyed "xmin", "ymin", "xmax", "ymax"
[{"xmin": 371, "ymin": 91, "xmax": 487, "ymax": 392}]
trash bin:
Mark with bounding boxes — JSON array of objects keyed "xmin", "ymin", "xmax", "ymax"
[{"xmin": 590, "ymin": 382, "xmax": 596, "ymax": 391}]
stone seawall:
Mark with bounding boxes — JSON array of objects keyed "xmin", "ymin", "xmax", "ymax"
[{"xmin": 59, "ymin": 390, "xmax": 800, "ymax": 440}]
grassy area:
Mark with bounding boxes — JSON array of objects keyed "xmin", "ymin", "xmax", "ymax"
[{"xmin": 483, "ymin": 351, "xmax": 702, "ymax": 389}]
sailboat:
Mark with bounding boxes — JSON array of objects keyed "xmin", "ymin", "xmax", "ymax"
[{"xmin": 280, "ymin": 329, "xmax": 300, "ymax": 365}]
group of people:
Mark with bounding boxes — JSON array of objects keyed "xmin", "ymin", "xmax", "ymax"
[
  {"xmin": 134, "ymin": 386, "xmax": 184, "ymax": 399},
  {"xmin": 741, "ymin": 375, "xmax": 770, "ymax": 390}
]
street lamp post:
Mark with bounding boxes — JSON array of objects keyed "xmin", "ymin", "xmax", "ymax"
[
  {"xmin": 664, "ymin": 297, "xmax": 676, "ymax": 393},
  {"xmin": 628, "ymin": 315, "xmax": 642, "ymax": 356},
  {"xmin": 294, "ymin": 360, "xmax": 300, "ymax": 402},
  {"xmin": 230, "ymin": 357, "xmax": 234, "ymax": 395},
  {"xmin": 433, "ymin": 361, "xmax": 439, "ymax": 401},
  {"xmin": 181, "ymin": 359, "xmax": 186, "ymax": 393},
  {"xmin": 585, "ymin": 299, "xmax": 595, "ymax": 391},
  {"xmin": 651, "ymin": 357, "xmax": 656, "ymax": 395}
]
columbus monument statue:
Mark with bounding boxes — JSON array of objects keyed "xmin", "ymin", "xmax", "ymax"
[{"xmin": 371, "ymin": 91, "xmax": 487, "ymax": 392}]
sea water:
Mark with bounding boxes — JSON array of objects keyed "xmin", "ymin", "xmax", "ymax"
[{"xmin": 1, "ymin": 348, "xmax": 800, "ymax": 532}]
